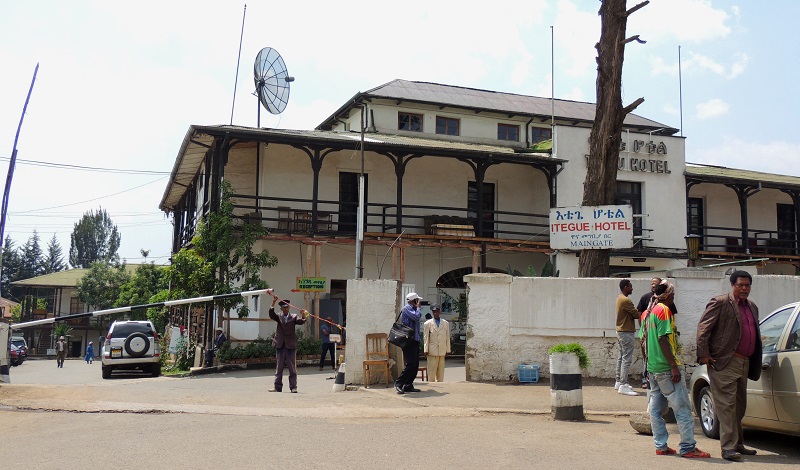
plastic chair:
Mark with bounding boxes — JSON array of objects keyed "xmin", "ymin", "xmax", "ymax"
[{"xmin": 363, "ymin": 333, "xmax": 391, "ymax": 388}]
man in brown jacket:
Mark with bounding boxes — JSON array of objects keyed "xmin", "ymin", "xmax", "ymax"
[
  {"xmin": 267, "ymin": 298, "xmax": 308, "ymax": 393},
  {"xmin": 696, "ymin": 270, "xmax": 762, "ymax": 461}
]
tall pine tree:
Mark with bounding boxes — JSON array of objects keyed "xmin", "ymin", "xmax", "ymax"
[
  {"xmin": 19, "ymin": 230, "xmax": 45, "ymax": 280},
  {"xmin": 43, "ymin": 234, "xmax": 66, "ymax": 274},
  {"xmin": 69, "ymin": 208, "xmax": 121, "ymax": 268},
  {"xmin": 1, "ymin": 235, "xmax": 21, "ymax": 299}
]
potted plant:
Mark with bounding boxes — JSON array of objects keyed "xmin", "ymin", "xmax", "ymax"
[
  {"xmin": 548, "ymin": 342, "xmax": 590, "ymax": 421},
  {"xmin": 547, "ymin": 342, "xmax": 590, "ymax": 369}
]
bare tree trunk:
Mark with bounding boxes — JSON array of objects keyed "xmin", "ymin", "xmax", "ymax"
[{"xmin": 578, "ymin": 0, "xmax": 648, "ymax": 277}]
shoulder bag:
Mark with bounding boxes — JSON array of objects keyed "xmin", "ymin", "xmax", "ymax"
[{"xmin": 388, "ymin": 310, "xmax": 414, "ymax": 348}]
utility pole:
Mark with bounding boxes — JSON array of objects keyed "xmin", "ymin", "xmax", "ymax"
[{"xmin": 355, "ymin": 104, "xmax": 365, "ymax": 278}]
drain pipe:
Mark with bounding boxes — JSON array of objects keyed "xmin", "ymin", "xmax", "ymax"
[{"xmin": 524, "ymin": 115, "xmax": 535, "ymax": 147}]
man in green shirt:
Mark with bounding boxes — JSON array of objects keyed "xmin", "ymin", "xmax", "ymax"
[{"xmin": 646, "ymin": 281, "xmax": 710, "ymax": 459}]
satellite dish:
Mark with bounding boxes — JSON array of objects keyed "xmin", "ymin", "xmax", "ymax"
[{"xmin": 254, "ymin": 47, "xmax": 293, "ymax": 118}]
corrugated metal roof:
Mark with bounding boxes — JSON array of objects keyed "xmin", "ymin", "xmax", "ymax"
[
  {"xmin": 322, "ymin": 79, "xmax": 675, "ymax": 131},
  {"xmin": 11, "ymin": 265, "xmax": 144, "ymax": 288},
  {"xmin": 685, "ymin": 163, "xmax": 800, "ymax": 188},
  {"xmin": 160, "ymin": 125, "xmax": 562, "ymax": 211},
  {"xmin": 11, "ymin": 269, "xmax": 89, "ymax": 287}
]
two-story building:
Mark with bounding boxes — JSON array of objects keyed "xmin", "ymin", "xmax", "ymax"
[{"xmin": 160, "ymin": 79, "xmax": 800, "ymax": 340}]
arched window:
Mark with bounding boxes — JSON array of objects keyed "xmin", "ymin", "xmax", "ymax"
[{"xmin": 435, "ymin": 267, "xmax": 505, "ymax": 289}]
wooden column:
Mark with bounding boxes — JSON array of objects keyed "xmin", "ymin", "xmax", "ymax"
[
  {"xmin": 392, "ymin": 245, "xmax": 399, "ymax": 279},
  {"xmin": 305, "ymin": 243, "xmax": 313, "ymax": 336},
  {"xmin": 400, "ymin": 245, "xmax": 406, "ymax": 282},
  {"xmin": 314, "ymin": 243, "xmax": 322, "ymax": 339}
]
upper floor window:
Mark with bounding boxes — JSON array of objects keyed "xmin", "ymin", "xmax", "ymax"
[
  {"xmin": 398, "ymin": 112, "xmax": 423, "ymax": 132},
  {"xmin": 530, "ymin": 127, "xmax": 552, "ymax": 144},
  {"xmin": 497, "ymin": 123, "xmax": 519, "ymax": 141},
  {"xmin": 70, "ymin": 297, "xmax": 86, "ymax": 315},
  {"xmin": 436, "ymin": 116, "xmax": 460, "ymax": 136}
]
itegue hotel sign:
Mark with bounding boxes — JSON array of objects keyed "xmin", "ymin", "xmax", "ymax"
[{"xmin": 549, "ymin": 205, "xmax": 634, "ymax": 250}]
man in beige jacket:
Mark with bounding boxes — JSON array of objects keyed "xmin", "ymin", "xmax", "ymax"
[{"xmin": 423, "ymin": 304, "xmax": 451, "ymax": 382}]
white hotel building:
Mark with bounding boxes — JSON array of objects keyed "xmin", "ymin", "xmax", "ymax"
[{"xmin": 160, "ymin": 80, "xmax": 800, "ymax": 338}]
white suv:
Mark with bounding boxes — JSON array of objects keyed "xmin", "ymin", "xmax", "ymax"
[{"xmin": 101, "ymin": 320, "xmax": 161, "ymax": 379}]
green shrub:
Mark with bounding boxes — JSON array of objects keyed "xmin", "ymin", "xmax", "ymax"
[
  {"xmin": 296, "ymin": 331, "xmax": 322, "ymax": 356},
  {"xmin": 548, "ymin": 342, "xmax": 591, "ymax": 369},
  {"xmin": 216, "ymin": 330, "xmax": 322, "ymax": 362}
]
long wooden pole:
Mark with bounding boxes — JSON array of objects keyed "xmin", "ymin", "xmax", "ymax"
[{"xmin": 1, "ymin": 63, "xmax": 39, "ymax": 298}]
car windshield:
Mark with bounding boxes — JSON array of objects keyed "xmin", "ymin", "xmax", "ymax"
[
  {"xmin": 761, "ymin": 306, "xmax": 794, "ymax": 353},
  {"xmin": 11, "ymin": 339, "xmax": 25, "ymax": 348},
  {"xmin": 109, "ymin": 323, "xmax": 153, "ymax": 338}
]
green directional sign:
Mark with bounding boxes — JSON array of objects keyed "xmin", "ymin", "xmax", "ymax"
[{"xmin": 296, "ymin": 277, "xmax": 327, "ymax": 292}]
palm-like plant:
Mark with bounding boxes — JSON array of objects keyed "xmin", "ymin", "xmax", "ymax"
[{"xmin": 53, "ymin": 323, "xmax": 73, "ymax": 342}]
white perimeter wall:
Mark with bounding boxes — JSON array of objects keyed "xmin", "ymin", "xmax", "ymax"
[
  {"xmin": 345, "ymin": 279, "xmax": 403, "ymax": 385},
  {"xmin": 464, "ymin": 271, "xmax": 800, "ymax": 381}
]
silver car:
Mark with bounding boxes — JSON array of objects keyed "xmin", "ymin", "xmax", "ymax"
[
  {"xmin": 689, "ymin": 301, "xmax": 800, "ymax": 438},
  {"xmin": 101, "ymin": 320, "xmax": 161, "ymax": 379}
]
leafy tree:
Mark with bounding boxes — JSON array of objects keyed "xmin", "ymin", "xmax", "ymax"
[
  {"xmin": 43, "ymin": 234, "xmax": 66, "ymax": 274},
  {"xmin": 77, "ymin": 261, "xmax": 131, "ymax": 332},
  {"xmin": 166, "ymin": 181, "xmax": 278, "ymax": 349},
  {"xmin": 18, "ymin": 230, "xmax": 44, "ymax": 280},
  {"xmin": 578, "ymin": 0, "xmax": 648, "ymax": 277},
  {"xmin": 116, "ymin": 263, "xmax": 167, "ymax": 307},
  {"xmin": 166, "ymin": 249, "xmax": 215, "ymax": 300},
  {"xmin": 190, "ymin": 180, "xmax": 278, "ymax": 318},
  {"xmin": 69, "ymin": 208, "xmax": 121, "ymax": 268},
  {"xmin": 116, "ymin": 263, "xmax": 167, "ymax": 324}
]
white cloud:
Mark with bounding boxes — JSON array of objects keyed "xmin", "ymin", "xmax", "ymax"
[
  {"xmin": 695, "ymin": 98, "xmax": 729, "ymax": 119},
  {"xmin": 553, "ymin": 0, "xmax": 599, "ymax": 79},
  {"xmin": 728, "ymin": 52, "xmax": 749, "ymax": 78},
  {"xmin": 560, "ymin": 86, "xmax": 586, "ymax": 102},
  {"xmin": 629, "ymin": 0, "xmax": 731, "ymax": 43},
  {"xmin": 692, "ymin": 138, "xmax": 800, "ymax": 177}
]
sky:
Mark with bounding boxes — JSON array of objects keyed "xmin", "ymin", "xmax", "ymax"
[{"xmin": 1, "ymin": 0, "xmax": 799, "ymax": 267}]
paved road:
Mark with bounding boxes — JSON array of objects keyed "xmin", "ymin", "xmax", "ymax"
[{"xmin": 1, "ymin": 358, "xmax": 797, "ymax": 469}]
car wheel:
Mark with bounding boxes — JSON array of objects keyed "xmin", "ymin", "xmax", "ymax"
[
  {"xmin": 124, "ymin": 332, "xmax": 150, "ymax": 358},
  {"xmin": 102, "ymin": 365, "xmax": 113, "ymax": 379},
  {"xmin": 698, "ymin": 385, "xmax": 720, "ymax": 439},
  {"xmin": 151, "ymin": 363, "xmax": 161, "ymax": 377}
]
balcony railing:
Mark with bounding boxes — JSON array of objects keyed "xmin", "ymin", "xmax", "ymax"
[
  {"xmin": 230, "ymin": 194, "xmax": 551, "ymax": 243},
  {"xmin": 688, "ymin": 224, "xmax": 799, "ymax": 257}
]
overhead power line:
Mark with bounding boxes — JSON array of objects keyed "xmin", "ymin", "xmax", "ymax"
[{"xmin": 0, "ymin": 156, "xmax": 171, "ymax": 175}]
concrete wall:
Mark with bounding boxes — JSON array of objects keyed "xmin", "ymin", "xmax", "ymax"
[
  {"xmin": 464, "ymin": 271, "xmax": 800, "ymax": 381},
  {"xmin": 345, "ymin": 279, "xmax": 403, "ymax": 385}
]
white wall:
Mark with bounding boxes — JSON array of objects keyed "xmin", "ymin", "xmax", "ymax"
[
  {"xmin": 345, "ymin": 279, "xmax": 403, "ymax": 385},
  {"xmin": 464, "ymin": 271, "xmax": 800, "ymax": 381}
]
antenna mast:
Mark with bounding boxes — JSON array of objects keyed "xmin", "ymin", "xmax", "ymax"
[{"xmin": 230, "ymin": 4, "xmax": 247, "ymax": 125}]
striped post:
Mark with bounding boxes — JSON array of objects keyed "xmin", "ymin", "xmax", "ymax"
[
  {"xmin": 1, "ymin": 323, "xmax": 9, "ymax": 384},
  {"xmin": 332, "ymin": 362, "xmax": 346, "ymax": 392},
  {"xmin": 550, "ymin": 352, "xmax": 585, "ymax": 421}
]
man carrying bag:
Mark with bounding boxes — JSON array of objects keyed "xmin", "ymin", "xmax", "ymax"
[{"xmin": 393, "ymin": 292, "xmax": 423, "ymax": 395}]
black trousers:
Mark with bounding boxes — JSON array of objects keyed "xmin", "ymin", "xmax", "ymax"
[
  {"xmin": 395, "ymin": 340, "xmax": 420, "ymax": 389},
  {"xmin": 319, "ymin": 342, "xmax": 335, "ymax": 368}
]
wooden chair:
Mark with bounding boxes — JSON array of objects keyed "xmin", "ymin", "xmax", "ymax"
[
  {"xmin": 277, "ymin": 206, "xmax": 292, "ymax": 232},
  {"xmin": 363, "ymin": 333, "xmax": 391, "ymax": 388}
]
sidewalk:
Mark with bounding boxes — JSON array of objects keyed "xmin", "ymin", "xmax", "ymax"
[{"xmin": 193, "ymin": 358, "xmax": 650, "ymax": 417}]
